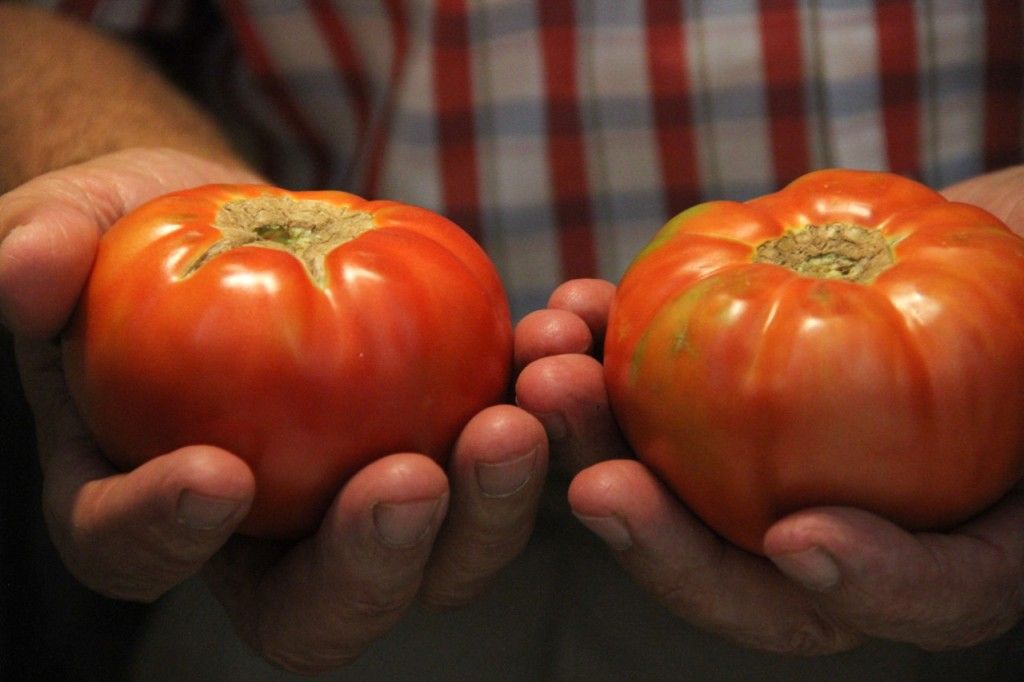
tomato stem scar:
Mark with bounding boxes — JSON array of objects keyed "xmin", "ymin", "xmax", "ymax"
[
  {"xmin": 186, "ymin": 195, "xmax": 375, "ymax": 285},
  {"xmin": 753, "ymin": 224, "xmax": 894, "ymax": 283}
]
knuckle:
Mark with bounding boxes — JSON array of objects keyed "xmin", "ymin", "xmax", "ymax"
[
  {"xmin": 257, "ymin": 640, "xmax": 361, "ymax": 676},
  {"xmin": 345, "ymin": 583, "xmax": 417, "ymax": 620},
  {"xmin": 901, "ymin": 543, "xmax": 1024, "ymax": 649},
  {"xmin": 416, "ymin": 531, "xmax": 534, "ymax": 609},
  {"xmin": 54, "ymin": 518, "xmax": 212, "ymax": 603},
  {"xmin": 249, "ymin": 590, "xmax": 414, "ymax": 673},
  {"xmin": 418, "ymin": 578, "xmax": 480, "ymax": 611},
  {"xmin": 773, "ymin": 613, "xmax": 858, "ymax": 656},
  {"xmin": 445, "ymin": 527, "xmax": 532, "ymax": 575},
  {"xmin": 655, "ymin": 578, "xmax": 855, "ymax": 656},
  {"xmin": 470, "ymin": 507, "xmax": 537, "ymax": 546},
  {"xmin": 419, "ymin": 554, "xmax": 508, "ymax": 609},
  {"xmin": 914, "ymin": 564, "xmax": 1024, "ymax": 650},
  {"xmin": 729, "ymin": 604, "xmax": 858, "ymax": 656},
  {"xmin": 243, "ymin": 614, "xmax": 363, "ymax": 675},
  {"xmin": 58, "ymin": 541, "xmax": 170, "ymax": 602}
]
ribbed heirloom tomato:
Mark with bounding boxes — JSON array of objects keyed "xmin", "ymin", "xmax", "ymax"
[
  {"xmin": 63, "ymin": 185, "xmax": 513, "ymax": 539},
  {"xmin": 604, "ymin": 169, "xmax": 1024, "ymax": 555}
]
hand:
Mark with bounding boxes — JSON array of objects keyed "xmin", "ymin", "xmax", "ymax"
[
  {"xmin": 942, "ymin": 164, "xmax": 1024, "ymax": 237},
  {"xmin": 515, "ymin": 166, "xmax": 1024, "ymax": 654},
  {"xmin": 202, "ymin": 403, "xmax": 547, "ymax": 674},
  {"xmin": 1, "ymin": 148, "xmax": 549, "ymax": 674}
]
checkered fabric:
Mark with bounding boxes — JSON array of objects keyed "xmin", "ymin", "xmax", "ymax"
[{"xmin": 46, "ymin": 0, "xmax": 1024, "ymax": 318}]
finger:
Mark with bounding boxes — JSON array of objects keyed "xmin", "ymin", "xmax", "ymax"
[
  {"xmin": 547, "ymin": 278, "xmax": 616, "ymax": 347},
  {"xmin": 44, "ymin": 443, "xmax": 255, "ymax": 603},
  {"xmin": 764, "ymin": 491, "xmax": 1024, "ymax": 650},
  {"xmin": 418, "ymin": 405, "xmax": 549, "ymax": 608},
  {"xmin": 17, "ymin": 337, "xmax": 254, "ymax": 602},
  {"xmin": 569, "ymin": 460, "xmax": 862, "ymax": 655},
  {"xmin": 0, "ymin": 148, "xmax": 260, "ymax": 338},
  {"xmin": 513, "ymin": 308, "xmax": 593, "ymax": 371},
  {"xmin": 515, "ymin": 353, "xmax": 631, "ymax": 474},
  {"xmin": 205, "ymin": 453, "xmax": 449, "ymax": 675}
]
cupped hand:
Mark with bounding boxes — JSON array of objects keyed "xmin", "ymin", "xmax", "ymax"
[
  {"xmin": 567, "ymin": 459, "xmax": 1024, "ymax": 654},
  {"xmin": 2, "ymin": 148, "xmax": 266, "ymax": 602},
  {"xmin": 514, "ymin": 167, "xmax": 1024, "ymax": 654},
  {"xmin": 203, "ymin": 404, "xmax": 547, "ymax": 674},
  {"xmin": 1, "ymin": 148, "xmax": 549, "ymax": 674}
]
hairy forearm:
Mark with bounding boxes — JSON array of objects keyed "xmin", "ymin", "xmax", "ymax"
[{"xmin": 0, "ymin": 4, "xmax": 246, "ymax": 191}]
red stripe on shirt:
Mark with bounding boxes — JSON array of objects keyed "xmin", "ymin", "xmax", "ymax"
[
  {"xmin": 645, "ymin": 0, "xmax": 700, "ymax": 217},
  {"xmin": 983, "ymin": 0, "xmax": 1024, "ymax": 170},
  {"xmin": 363, "ymin": 0, "xmax": 410, "ymax": 198},
  {"xmin": 875, "ymin": 0, "xmax": 921, "ymax": 178},
  {"xmin": 758, "ymin": 0, "xmax": 811, "ymax": 187},
  {"xmin": 307, "ymin": 0, "xmax": 372, "ymax": 182},
  {"xmin": 538, "ymin": 0, "xmax": 597, "ymax": 280},
  {"xmin": 220, "ymin": 0, "xmax": 334, "ymax": 187},
  {"xmin": 433, "ymin": 0, "xmax": 482, "ymax": 241}
]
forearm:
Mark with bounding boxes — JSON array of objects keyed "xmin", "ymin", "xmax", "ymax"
[{"xmin": 0, "ymin": 4, "xmax": 246, "ymax": 191}]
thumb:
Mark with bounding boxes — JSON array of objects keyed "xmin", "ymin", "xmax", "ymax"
[
  {"xmin": 46, "ymin": 443, "xmax": 256, "ymax": 603},
  {"xmin": 0, "ymin": 147, "xmax": 260, "ymax": 339}
]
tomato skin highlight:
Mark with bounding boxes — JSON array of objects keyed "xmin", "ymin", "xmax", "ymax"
[
  {"xmin": 604, "ymin": 169, "xmax": 1024, "ymax": 555},
  {"xmin": 63, "ymin": 184, "xmax": 513, "ymax": 539}
]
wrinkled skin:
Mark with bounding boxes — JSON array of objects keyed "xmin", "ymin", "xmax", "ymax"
[
  {"xmin": 515, "ymin": 165, "xmax": 1024, "ymax": 654},
  {"xmin": 0, "ymin": 148, "xmax": 549, "ymax": 674}
]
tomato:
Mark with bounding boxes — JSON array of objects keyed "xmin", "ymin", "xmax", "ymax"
[
  {"xmin": 63, "ymin": 185, "xmax": 513, "ymax": 539},
  {"xmin": 604, "ymin": 169, "xmax": 1024, "ymax": 555}
]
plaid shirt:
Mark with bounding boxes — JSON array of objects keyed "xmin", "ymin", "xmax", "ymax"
[{"xmin": 45, "ymin": 0, "xmax": 1024, "ymax": 318}]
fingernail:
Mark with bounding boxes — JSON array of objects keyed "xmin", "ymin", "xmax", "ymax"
[
  {"xmin": 536, "ymin": 412, "xmax": 568, "ymax": 441},
  {"xmin": 771, "ymin": 547, "xmax": 841, "ymax": 592},
  {"xmin": 476, "ymin": 448, "xmax": 537, "ymax": 498},
  {"xmin": 374, "ymin": 498, "xmax": 441, "ymax": 548},
  {"xmin": 177, "ymin": 491, "xmax": 243, "ymax": 531},
  {"xmin": 574, "ymin": 513, "xmax": 633, "ymax": 551}
]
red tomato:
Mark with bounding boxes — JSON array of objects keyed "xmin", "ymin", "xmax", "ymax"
[
  {"xmin": 604, "ymin": 169, "xmax": 1024, "ymax": 554},
  {"xmin": 63, "ymin": 185, "xmax": 513, "ymax": 539}
]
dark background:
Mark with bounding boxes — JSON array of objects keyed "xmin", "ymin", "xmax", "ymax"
[{"xmin": 1, "ymin": 329, "xmax": 146, "ymax": 681}]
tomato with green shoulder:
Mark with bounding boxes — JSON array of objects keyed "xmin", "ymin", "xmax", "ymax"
[{"xmin": 604, "ymin": 169, "xmax": 1024, "ymax": 554}]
